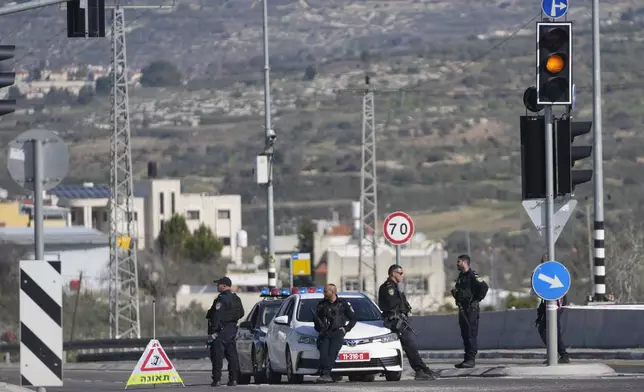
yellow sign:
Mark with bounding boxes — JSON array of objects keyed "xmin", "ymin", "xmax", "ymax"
[
  {"xmin": 125, "ymin": 339, "xmax": 184, "ymax": 388},
  {"xmin": 291, "ymin": 252, "xmax": 311, "ymax": 276},
  {"xmin": 117, "ymin": 235, "xmax": 132, "ymax": 250}
]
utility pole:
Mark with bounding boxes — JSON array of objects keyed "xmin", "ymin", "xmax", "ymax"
[
  {"xmin": 260, "ymin": 0, "xmax": 277, "ymax": 288},
  {"xmin": 591, "ymin": 0, "xmax": 606, "ymax": 302},
  {"xmin": 358, "ymin": 76, "xmax": 378, "ymax": 299},
  {"xmin": 107, "ymin": 1, "xmax": 173, "ymax": 339}
]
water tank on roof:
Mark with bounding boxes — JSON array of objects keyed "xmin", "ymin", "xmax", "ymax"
[
  {"xmin": 0, "ymin": 188, "xmax": 7, "ymax": 199},
  {"xmin": 147, "ymin": 161, "xmax": 158, "ymax": 178},
  {"xmin": 237, "ymin": 230, "xmax": 248, "ymax": 248}
]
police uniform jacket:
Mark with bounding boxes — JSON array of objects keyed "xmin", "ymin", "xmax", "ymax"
[
  {"xmin": 452, "ymin": 270, "xmax": 489, "ymax": 307},
  {"xmin": 378, "ymin": 278, "xmax": 411, "ymax": 317},
  {"xmin": 207, "ymin": 290, "xmax": 245, "ymax": 334},
  {"xmin": 314, "ymin": 297, "xmax": 357, "ymax": 334}
]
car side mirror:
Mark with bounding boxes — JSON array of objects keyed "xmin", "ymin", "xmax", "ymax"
[
  {"xmin": 273, "ymin": 315, "xmax": 289, "ymax": 325},
  {"xmin": 239, "ymin": 321, "xmax": 253, "ymax": 329}
]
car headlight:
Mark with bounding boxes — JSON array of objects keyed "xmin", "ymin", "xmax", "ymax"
[
  {"xmin": 372, "ymin": 332, "xmax": 399, "ymax": 343},
  {"xmin": 297, "ymin": 333, "xmax": 317, "ymax": 345}
]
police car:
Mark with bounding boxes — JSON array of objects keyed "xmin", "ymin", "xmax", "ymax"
[
  {"xmin": 265, "ymin": 287, "xmax": 403, "ymax": 384},
  {"xmin": 236, "ymin": 288, "xmax": 290, "ymax": 384}
]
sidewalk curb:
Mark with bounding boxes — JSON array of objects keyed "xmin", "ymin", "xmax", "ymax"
[{"xmin": 420, "ymin": 351, "xmax": 644, "ymax": 361}]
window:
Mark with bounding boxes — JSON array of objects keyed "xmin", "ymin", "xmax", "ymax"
[
  {"xmin": 171, "ymin": 192, "xmax": 176, "ymax": 214},
  {"xmin": 134, "ymin": 212, "xmax": 138, "ymax": 221},
  {"xmin": 276, "ymin": 298, "xmax": 294, "ymax": 318},
  {"xmin": 159, "ymin": 192, "xmax": 164, "ymax": 214},
  {"xmin": 260, "ymin": 302, "xmax": 282, "ymax": 326},
  {"xmin": 103, "ymin": 211, "xmax": 108, "ymax": 222},
  {"xmin": 405, "ymin": 276, "xmax": 429, "ymax": 294},
  {"xmin": 297, "ymin": 297, "xmax": 381, "ymax": 323},
  {"xmin": 186, "ymin": 210, "xmax": 200, "ymax": 220},
  {"xmin": 246, "ymin": 305, "xmax": 258, "ymax": 324},
  {"xmin": 159, "ymin": 220, "xmax": 165, "ymax": 233},
  {"xmin": 218, "ymin": 210, "xmax": 230, "ymax": 219},
  {"xmin": 343, "ymin": 278, "xmax": 360, "ymax": 291},
  {"xmin": 221, "ymin": 237, "xmax": 231, "ymax": 246}
]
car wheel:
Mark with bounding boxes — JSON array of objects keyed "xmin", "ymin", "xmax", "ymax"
[
  {"xmin": 331, "ymin": 374, "xmax": 342, "ymax": 382},
  {"xmin": 348, "ymin": 375, "xmax": 362, "ymax": 382},
  {"xmin": 254, "ymin": 354, "xmax": 269, "ymax": 384},
  {"xmin": 362, "ymin": 374, "xmax": 376, "ymax": 382},
  {"xmin": 266, "ymin": 352, "xmax": 282, "ymax": 384},
  {"xmin": 285, "ymin": 349, "xmax": 304, "ymax": 384},
  {"xmin": 385, "ymin": 371, "xmax": 402, "ymax": 381}
]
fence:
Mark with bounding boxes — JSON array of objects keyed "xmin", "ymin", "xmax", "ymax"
[{"xmin": 2, "ymin": 307, "xmax": 643, "ymax": 362}]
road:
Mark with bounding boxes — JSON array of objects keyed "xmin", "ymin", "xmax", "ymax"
[{"xmin": 1, "ymin": 359, "xmax": 644, "ymax": 392}]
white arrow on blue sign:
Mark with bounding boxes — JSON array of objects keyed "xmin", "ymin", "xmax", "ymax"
[
  {"xmin": 541, "ymin": 0, "xmax": 569, "ymax": 19},
  {"xmin": 531, "ymin": 261, "xmax": 571, "ymax": 301}
]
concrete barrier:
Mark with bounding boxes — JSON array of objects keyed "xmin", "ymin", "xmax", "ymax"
[{"xmin": 409, "ymin": 308, "xmax": 644, "ymax": 350}]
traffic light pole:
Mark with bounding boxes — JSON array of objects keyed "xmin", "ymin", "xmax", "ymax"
[
  {"xmin": 591, "ymin": 0, "xmax": 606, "ymax": 302},
  {"xmin": 544, "ymin": 105, "xmax": 558, "ymax": 366}
]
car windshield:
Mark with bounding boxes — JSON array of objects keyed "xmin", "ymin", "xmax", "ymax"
[
  {"xmin": 260, "ymin": 302, "xmax": 282, "ymax": 326},
  {"xmin": 296, "ymin": 297, "xmax": 382, "ymax": 322}
]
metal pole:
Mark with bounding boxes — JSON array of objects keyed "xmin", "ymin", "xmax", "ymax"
[
  {"xmin": 83, "ymin": 0, "xmax": 89, "ymax": 38},
  {"xmin": 152, "ymin": 299, "xmax": 156, "ymax": 339},
  {"xmin": 262, "ymin": 0, "xmax": 277, "ymax": 289},
  {"xmin": 591, "ymin": 0, "xmax": 606, "ymax": 302},
  {"xmin": 544, "ymin": 106, "xmax": 558, "ymax": 366},
  {"xmin": 289, "ymin": 258, "xmax": 294, "ymax": 288},
  {"xmin": 395, "ymin": 244, "xmax": 400, "ymax": 266},
  {"xmin": 33, "ymin": 139, "xmax": 45, "ymax": 392},
  {"xmin": 0, "ymin": 0, "xmax": 67, "ymax": 17},
  {"xmin": 466, "ymin": 231, "xmax": 471, "ymax": 256},
  {"xmin": 586, "ymin": 204, "xmax": 594, "ymax": 297}
]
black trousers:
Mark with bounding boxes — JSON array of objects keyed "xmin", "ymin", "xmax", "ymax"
[
  {"xmin": 210, "ymin": 324, "xmax": 239, "ymax": 382},
  {"xmin": 316, "ymin": 330, "xmax": 345, "ymax": 375},
  {"xmin": 458, "ymin": 306, "xmax": 479, "ymax": 361},
  {"xmin": 398, "ymin": 328, "xmax": 429, "ymax": 373},
  {"xmin": 537, "ymin": 311, "xmax": 568, "ymax": 356}
]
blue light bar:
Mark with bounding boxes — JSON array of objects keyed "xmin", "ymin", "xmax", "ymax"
[
  {"xmin": 260, "ymin": 288, "xmax": 270, "ymax": 295},
  {"xmin": 281, "ymin": 288, "xmax": 290, "ymax": 296},
  {"xmin": 316, "ymin": 286, "xmax": 324, "ymax": 293},
  {"xmin": 299, "ymin": 287, "xmax": 307, "ymax": 294}
]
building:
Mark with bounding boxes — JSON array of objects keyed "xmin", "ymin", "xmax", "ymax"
[
  {"xmin": 47, "ymin": 167, "xmax": 244, "ymax": 263},
  {"xmin": 318, "ymin": 235, "xmax": 448, "ymax": 314},
  {"xmin": 0, "ymin": 199, "xmax": 69, "ymax": 228}
]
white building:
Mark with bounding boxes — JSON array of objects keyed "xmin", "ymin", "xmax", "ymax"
[{"xmin": 47, "ymin": 173, "xmax": 244, "ymax": 263}]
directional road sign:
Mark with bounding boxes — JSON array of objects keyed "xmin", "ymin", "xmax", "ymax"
[
  {"xmin": 531, "ymin": 261, "xmax": 571, "ymax": 301},
  {"xmin": 522, "ymin": 198, "xmax": 577, "ymax": 243},
  {"xmin": 383, "ymin": 211, "xmax": 414, "ymax": 245},
  {"xmin": 541, "ymin": 0, "xmax": 568, "ymax": 19}
]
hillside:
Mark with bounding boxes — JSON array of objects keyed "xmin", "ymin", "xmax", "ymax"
[{"xmin": 1, "ymin": 0, "xmax": 644, "ymax": 302}]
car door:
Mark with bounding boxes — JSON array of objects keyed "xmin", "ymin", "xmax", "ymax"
[
  {"xmin": 237, "ymin": 304, "xmax": 259, "ymax": 373},
  {"xmin": 268, "ymin": 297, "xmax": 295, "ymax": 370}
]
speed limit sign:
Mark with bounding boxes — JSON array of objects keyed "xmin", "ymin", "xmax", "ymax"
[{"xmin": 383, "ymin": 211, "xmax": 414, "ymax": 245}]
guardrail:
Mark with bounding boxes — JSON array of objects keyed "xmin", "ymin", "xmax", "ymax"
[{"xmin": 1, "ymin": 307, "xmax": 643, "ymax": 363}]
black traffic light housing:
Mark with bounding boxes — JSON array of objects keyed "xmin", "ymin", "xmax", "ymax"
[
  {"xmin": 537, "ymin": 21, "xmax": 572, "ymax": 105},
  {"xmin": 520, "ymin": 115, "xmax": 547, "ymax": 200},
  {"xmin": 556, "ymin": 119, "xmax": 593, "ymax": 195},
  {"xmin": 0, "ymin": 45, "xmax": 16, "ymax": 117},
  {"xmin": 67, "ymin": 0, "xmax": 106, "ymax": 38}
]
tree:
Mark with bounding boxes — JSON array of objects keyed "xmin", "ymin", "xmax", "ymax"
[
  {"xmin": 303, "ymin": 65, "xmax": 317, "ymax": 81},
  {"xmin": 140, "ymin": 60, "xmax": 182, "ymax": 87},
  {"xmin": 185, "ymin": 223, "xmax": 223, "ymax": 263},
  {"xmin": 77, "ymin": 85, "xmax": 94, "ymax": 105},
  {"xmin": 157, "ymin": 214, "xmax": 191, "ymax": 255},
  {"xmin": 95, "ymin": 76, "xmax": 111, "ymax": 95},
  {"xmin": 0, "ymin": 244, "xmax": 27, "ymax": 333},
  {"xmin": 605, "ymin": 220, "xmax": 644, "ymax": 303}
]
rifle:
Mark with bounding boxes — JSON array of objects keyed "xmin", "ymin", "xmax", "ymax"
[
  {"xmin": 398, "ymin": 315, "xmax": 417, "ymax": 336},
  {"xmin": 311, "ymin": 309, "xmax": 329, "ymax": 334}
]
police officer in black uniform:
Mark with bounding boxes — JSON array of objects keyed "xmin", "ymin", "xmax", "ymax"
[
  {"xmin": 313, "ymin": 284, "xmax": 357, "ymax": 383},
  {"xmin": 207, "ymin": 277, "xmax": 245, "ymax": 387},
  {"xmin": 451, "ymin": 254, "xmax": 488, "ymax": 369},
  {"xmin": 378, "ymin": 264, "xmax": 438, "ymax": 381},
  {"xmin": 534, "ymin": 254, "xmax": 570, "ymax": 364}
]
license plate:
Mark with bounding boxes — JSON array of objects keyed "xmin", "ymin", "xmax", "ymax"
[{"xmin": 337, "ymin": 352, "xmax": 370, "ymax": 362}]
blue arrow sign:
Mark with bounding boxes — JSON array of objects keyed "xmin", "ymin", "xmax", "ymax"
[
  {"xmin": 531, "ymin": 261, "xmax": 571, "ymax": 301},
  {"xmin": 541, "ymin": 0, "xmax": 568, "ymax": 19}
]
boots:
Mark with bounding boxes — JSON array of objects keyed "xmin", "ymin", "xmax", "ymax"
[{"xmin": 454, "ymin": 356, "xmax": 475, "ymax": 369}]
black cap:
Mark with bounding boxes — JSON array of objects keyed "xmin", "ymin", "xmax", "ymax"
[{"xmin": 215, "ymin": 277, "xmax": 232, "ymax": 287}]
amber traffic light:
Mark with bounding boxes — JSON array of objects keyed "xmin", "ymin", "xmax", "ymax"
[{"xmin": 537, "ymin": 22, "xmax": 572, "ymax": 105}]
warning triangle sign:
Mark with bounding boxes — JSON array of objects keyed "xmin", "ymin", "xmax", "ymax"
[{"xmin": 125, "ymin": 339, "xmax": 184, "ymax": 388}]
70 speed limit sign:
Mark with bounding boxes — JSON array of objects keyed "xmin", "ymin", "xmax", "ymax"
[{"xmin": 383, "ymin": 211, "xmax": 414, "ymax": 245}]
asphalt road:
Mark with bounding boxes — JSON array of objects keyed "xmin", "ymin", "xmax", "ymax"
[{"xmin": 1, "ymin": 359, "xmax": 643, "ymax": 392}]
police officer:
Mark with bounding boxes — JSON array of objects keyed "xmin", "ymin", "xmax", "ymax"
[
  {"xmin": 313, "ymin": 284, "xmax": 357, "ymax": 383},
  {"xmin": 451, "ymin": 254, "xmax": 488, "ymax": 369},
  {"xmin": 534, "ymin": 254, "xmax": 570, "ymax": 364},
  {"xmin": 378, "ymin": 265, "xmax": 438, "ymax": 381},
  {"xmin": 206, "ymin": 277, "xmax": 245, "ymax": 387}
]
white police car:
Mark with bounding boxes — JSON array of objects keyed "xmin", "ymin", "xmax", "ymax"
[{"xmin": 264, "ymin": 287, "xmax": 403, "ymax": 384}]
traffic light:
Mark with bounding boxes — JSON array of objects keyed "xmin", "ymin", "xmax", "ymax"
[
  {"xmin": 520, "ymin": 115, "xmax": 547, "ymax": 200},
  {"xmin": 556, "ymin": 119, "xmax": 593, "ymax": 195},
  {"xmin": 67, "ymin": 0, "xmax": 106, "ymax": 38},
  {"xmin": 537, "ymin": 22, "xmax": 572, "ymax": 105},
  {"xmin": 0, "ymin": 45, "xmax": 16, "ymax": 118}
]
